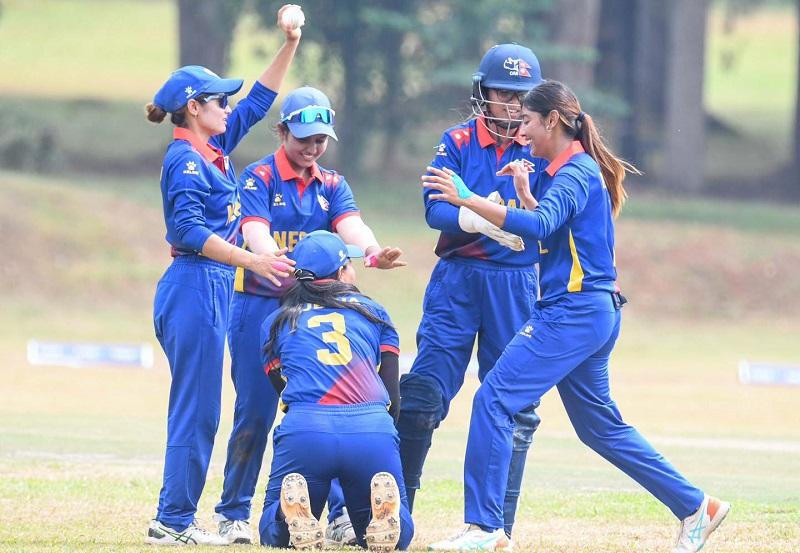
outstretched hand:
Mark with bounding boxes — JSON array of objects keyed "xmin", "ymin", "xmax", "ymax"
[
  {"xmin": 422, "ymin": 166, "xmax": 473, "ymax": 206},
  {"xmin": 248, "ymin": 247, "xmax": 296, "ymax": 286},
  {"xmin": 366, "ymin": 246, "xmax": 407, "ymax": 270}
]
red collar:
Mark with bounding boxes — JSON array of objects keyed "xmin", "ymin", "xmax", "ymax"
[
  {"xmin": 275, "ymin": 145, "xmax": 323, "ymax": 184},
  {"xmin": 173, "ymin": 128, "xmax": 222, "ymax": 164},
  {"xmin": 545, "ymin": 141, "xmax": 585, "ymax": 176},
  {"xmin": 475, "ymin": 116, "xmax": 528, "ymax": 149}
]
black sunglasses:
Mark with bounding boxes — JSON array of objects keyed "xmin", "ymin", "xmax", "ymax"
[{"xmin": 197, "ymin": 93, "xmax": 229, "ymax": 109}]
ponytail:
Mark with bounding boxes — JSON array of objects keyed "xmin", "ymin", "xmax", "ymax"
[
  {"xmin": 144, "ymin": 102, "xmax": 188, "ymax": 127},
  {"xmin": 576, "ymin": 113, "xmax": 640, "ymax": 217},
  {"xmin": 145, "ymin": 102, "xmax": 167, "ymax": 123},
  {"xmin": 524, "ymin": 81, "xmax": 640, "ymax": 217}
]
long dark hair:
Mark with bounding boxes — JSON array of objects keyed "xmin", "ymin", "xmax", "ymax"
[
  {"xmin": 523, "ymin": 80, "xmax": 640, "ymax": 217},
  {"xmin": 264, "ymin": 276, "xmax": 392, "ymax": 359}
]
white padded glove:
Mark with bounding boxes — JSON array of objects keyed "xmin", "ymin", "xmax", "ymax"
[{"xmin": 458, "ymin": 191, "xmax": 525, "ymax": 251}]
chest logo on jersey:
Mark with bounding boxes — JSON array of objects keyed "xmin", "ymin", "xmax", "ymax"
[
  {"xmin": 317, "ymin": 194, "xmax": 330, "ymax": 211},
  {"xmin": 243, "ymin": 177, "xmax": 258, "ymax": 191},
  {"xmin": 183, "ymin": 161, "xmax": 199, "ymax": 175},
  {"xmin": 273, "ymin": 193, "xmax": 287, "ymax": 207},
  {"xmin": 435, "ymin": 143, "xmax": 447, "ymax": 156},
  {"xmin": 518, "ymin": 324, "xmax": 534, "ymax": 338}
]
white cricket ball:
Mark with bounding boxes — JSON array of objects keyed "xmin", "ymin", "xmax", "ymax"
[{"xmin": 281, "ymin": 5, "xmax": 305, "ymax": 30}]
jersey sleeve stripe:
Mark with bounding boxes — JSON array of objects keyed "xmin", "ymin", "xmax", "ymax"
[
  {"xmin": 264, "ymin": 358, "xmax": 281, "ymax": 374},
  {"xmin": 380, "ymin": 345, "xmax": 400, "ymax": 355},
  {"xmin": 332, "ymin": 211, "xmax": 360, "ymax": 230}
]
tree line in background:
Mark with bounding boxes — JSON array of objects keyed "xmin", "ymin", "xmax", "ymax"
[{"xmin": 182, "ymin": 0, "xmax": 799, "ymax": 194}]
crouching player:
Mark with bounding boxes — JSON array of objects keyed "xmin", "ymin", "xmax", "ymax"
[{"xmin": 258, "ymin": 231, "xmax": 414, "ymax": 550}]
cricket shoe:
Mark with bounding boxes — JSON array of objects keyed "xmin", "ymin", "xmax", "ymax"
[
  {"xmin": 672, "ymin": 495, "xmax": 731, "ymax": 553},
  {"xmin": 281, "ymin": 473, "xmax": 324, "ymax": 549},
  {"xmin": 325, "ymin": 507, "xmax": 357, "ymax": 547},
  {"xmin": 213, "ymin": 514, "xmax": 252, "ymax": 545},
  {"xmin": 428, "ymin": 524, "xmax": 511, "ymax": 551},
  {"xmin": 365, "ymin": 472, "xmax": 402, "ymax": 552},
  {"xmin": 145, "ymin": 518, "xmax": 226, "ymax": 546}
]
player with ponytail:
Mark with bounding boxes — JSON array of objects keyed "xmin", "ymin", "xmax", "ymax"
[{"xmin": 423, "ymin": 80, "xmax": 729, "ymax": 553}]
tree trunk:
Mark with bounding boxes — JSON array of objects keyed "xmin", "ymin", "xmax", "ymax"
[
  {"xmin": 177, "ymin": 0, "xmax": 241, "ymax": 75},
  {"xmin": 664, "ymin": 0, "xmax": 708, "ymax": 192},
  {"xmin": 546, "ymin": 0, "xmax": 601, "ymax": 90}
]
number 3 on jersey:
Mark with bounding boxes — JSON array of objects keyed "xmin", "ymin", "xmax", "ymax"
[{"xmin": 307, "ymin": 312, "xmax": 353, "ymax": 365}]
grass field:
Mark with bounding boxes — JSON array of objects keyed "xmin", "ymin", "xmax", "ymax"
[
  {"xmin": 1, "ymin": 170, "xmax": 799, "ymax": 552},
  {"xmin": 0, "ymin": 1, "xmax": 798, "ymax": 551}
]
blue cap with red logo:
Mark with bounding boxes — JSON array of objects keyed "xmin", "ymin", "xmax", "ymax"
[
  {"xmin": 153, "ymin": 65, "xmax": 244, "ymax": 113},
  {"xmin": 280, "ymin": 86, "xmax": 338, "ymax": 141},
  {"xmin": 473, "ymin": 43, "xmax": 543, "ymax": 91},
  {"xmin": 291, "ymin": 231, "xmax": 362, "ymax": 280}
]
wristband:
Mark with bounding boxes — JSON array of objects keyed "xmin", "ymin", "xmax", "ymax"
[
  {"xmin": 364, "ymin": 254, "xmax": 379, "ymax": 268},
  {"xmin": 451, "ymin": 173, "xmax": 475, "ymax": 199}
]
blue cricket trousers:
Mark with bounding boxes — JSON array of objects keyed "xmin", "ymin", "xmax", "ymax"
[
  {"xmin": 464, "ymin": 292, "xmax": 705, "ymax": 530},
  {"xmin": 217, "ymin": 292, "xmax": 281, "ymax": 520},
  {"xmin": 218, "ymin": 292, "xmax": 347, "ymax": 522},
  {"xmin": 153, "ymin": 255, "xmax": 233, "ymax": 531},
  {"xmin": 260, "ymin": 403, "xmax": 414, "ymax": 550},
  {"xmin": 410, "ymin": 257, "xmax": 538, "ymax": 406}
]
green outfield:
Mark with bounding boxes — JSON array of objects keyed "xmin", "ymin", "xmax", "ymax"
[
  {"xmin": 1, "ymin": 170, "xmax": 799, "ymax": 552},
  {"xmin": 0, "ymin": 0, "xmax": 799, "ymax": 551}
]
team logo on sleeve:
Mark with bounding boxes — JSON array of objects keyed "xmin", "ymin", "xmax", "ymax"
[
  {"xmin": 435, "ymin": 143, "xmax": 447, "ymax": 156},
  {"xmin": 317, "ymin": 194, "xmax": 330, "ymax": 211},
  {"xmin": 183, "ymin": 161, "xmax": 199, "ymax": 175},
  {"xmin": 503, "ymin": 57, "xmax": 531, "ymax": 78},
  {"xmin": 243, "ymin": 177, "xmax": 258, "ymax": 191},
  {"xmin": 273, "ymin": 193, "xmax": 287, "ymax": 207},
  {"xmin": 518, "ymin": 324, "xmax": 534, "ymax": 338}
]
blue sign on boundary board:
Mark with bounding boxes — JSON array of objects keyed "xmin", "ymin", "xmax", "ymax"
[
  {"xmin": 738, "ymin": 360, "xmax": 800, "ymax": 387},
  {"xmin": 27, "ymin": 340, "xmax": 154, "ymax": 369}
]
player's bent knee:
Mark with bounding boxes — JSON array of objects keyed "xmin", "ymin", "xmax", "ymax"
[
  {"xmin": 398, "ymin": 374, "xmax": 444, "ymax": 431},
  {"xmin": 512, "ymin": 404, "xmax": 541, "ymax": 449}
]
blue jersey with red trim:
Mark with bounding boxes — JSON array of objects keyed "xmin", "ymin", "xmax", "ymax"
[
  {"xmin": 261, "ymin": 294, "xmax": 399, "ymax": 407},
  {"xmin": 502, "ymin": 141, "xmax": 617, "ymax": 303},
  {"xmin": 159, "ymin": 81, "xmax": 277, "ymax": 256},
  {"xmin": 234, "ymin": 145, "xmax": 360, "ymax": 296},
  {"xmin": 424, "ymin": 116, "xmax": 544, "ymax": 267}
]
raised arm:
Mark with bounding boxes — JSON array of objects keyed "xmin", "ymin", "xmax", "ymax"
[{"xmin": 257, "ymin": 5, "xmax": 303, "ymax": 91}]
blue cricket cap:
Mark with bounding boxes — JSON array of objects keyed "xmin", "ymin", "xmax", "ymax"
[
  {"xmin": 291, "ymin": 231, "xmax": 362, "ymax": 279},
  {"xmin": 473, "ymin": 43, "xmax": 543, "ymax": 91},
  {"xmin": 279, "ymin": 86, "xmax": 338, "ymax": 141},
  {"xmin": 153, "ymin": 65, "xmax": 244, "ymax": 112}
]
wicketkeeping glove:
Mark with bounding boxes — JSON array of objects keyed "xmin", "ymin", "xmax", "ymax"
[{"xmin": 458, "ymin": 191, "xmax": 525, "ymax": 251}]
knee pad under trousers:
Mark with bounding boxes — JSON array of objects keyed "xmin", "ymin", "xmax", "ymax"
[{"xmin": 512, "ymin": 402, "xmax": 541, "ymax": 451}]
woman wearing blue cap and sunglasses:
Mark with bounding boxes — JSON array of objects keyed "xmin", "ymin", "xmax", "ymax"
[
  {"xmin": 144, "ymin": 5, "xmax": 303, "ymax": 546},
  {"xmin": 215, "ymin": 85, "xmax": 405, "ymax": 547}
]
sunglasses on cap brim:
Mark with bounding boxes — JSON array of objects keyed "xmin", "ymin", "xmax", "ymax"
[
  {"xmin": 197, "ymin": 93, "xmax": 229, "ymax": 109},
  {"xmin": 281, "ymin": 105, "xmax": 335, "ymax": 125}
]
